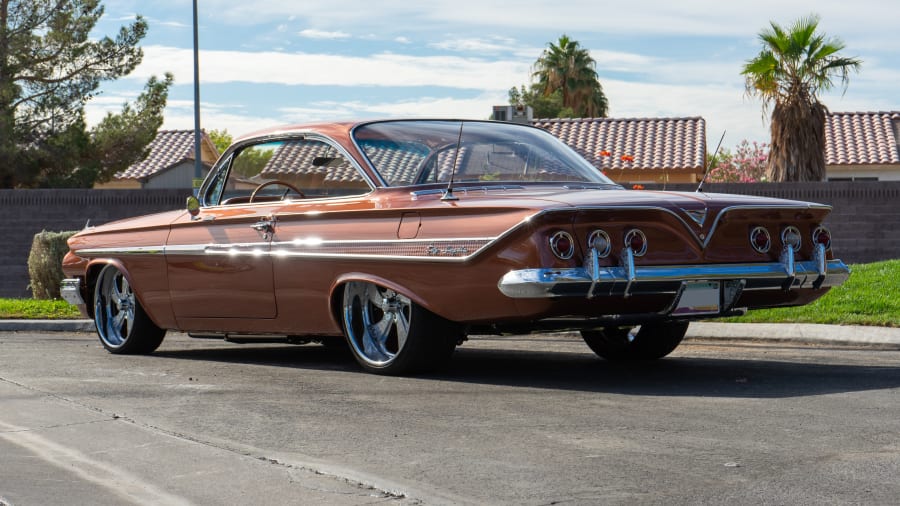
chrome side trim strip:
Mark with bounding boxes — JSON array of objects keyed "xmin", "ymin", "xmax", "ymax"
[
  {"xmin": 74, "ymin": 237, "xmax": 497, "ymax": 262},
  {"xmin": 74, "ymin": 245, "xmax": 165, "ymax": 256},
  {"xmin": 497, "ymin": 259, "xmax": 851, "ymax": 299}
]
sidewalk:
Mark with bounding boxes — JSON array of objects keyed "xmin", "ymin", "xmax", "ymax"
[
  {"xmin": 1, "ymin": 319, "xmax": 899, "ymax": 347},
  {"xmin": 688, "ymin": 322, "xmax": 900, "ymax": 347}
]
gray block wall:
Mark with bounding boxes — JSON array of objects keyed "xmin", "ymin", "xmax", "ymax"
[{"xmin": 2, "ymin": 189, "xmax": 186, "ymax": 298}]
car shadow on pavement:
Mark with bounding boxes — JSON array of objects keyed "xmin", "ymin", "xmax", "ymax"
[
  {"xmin": 152, "ymin": 337, "xmax": 900, "ymax": 399},
  {"xmin": 439, "ymin": 345, "xmax": 900, "ymax": 399},
  {"xmin": 154, "ymin": 343, "xmax": 360, "ymax": 373}
]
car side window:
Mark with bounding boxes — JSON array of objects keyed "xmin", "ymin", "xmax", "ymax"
[
  {"xmin": 211, "ymin": 138, "xmax": 371, "ymax": 206},
  {"xmin": 203, "ymin": 153, "xmax": 233, "ymax": 206}
]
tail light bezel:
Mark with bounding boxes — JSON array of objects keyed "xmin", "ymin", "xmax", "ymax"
[
  {"xmin": 624, "ymin": 228, "xmax": 648, "ymax": 257},
  {"xmin": 781, "ymin": 226, "xmax": 802, "ymax": 252},
  {"xmin": 549, "ymin": 230, "xmax": 575, "ymax": 260},
  {"xmin": 749, "ymin": 226, "xmax": 772, "ymax": 254},
  {"xmin": 812, "ymin": 226, "xmax": 832, "ymax": 251},
  {"xmin": 587, "ymin": 229, "xmax": 612, "ymax": 258}
]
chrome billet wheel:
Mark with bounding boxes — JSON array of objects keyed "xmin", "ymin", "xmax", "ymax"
[
  {"xmin": 341, "ymin": 281, "xmax": 460, "ymax": 375},
  {"xmin": 94, "ymin": 265, "xmax": 165, "ymax": 354}
]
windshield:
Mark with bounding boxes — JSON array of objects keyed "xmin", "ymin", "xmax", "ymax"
[{"xmin": 353, "ymin": 120, "xmax": 616, "ymax": 187}]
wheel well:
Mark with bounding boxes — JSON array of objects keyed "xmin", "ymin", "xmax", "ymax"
[
  {"xmin": 329, "ymin": 274, "xmax": 450, "ymax": 328},
  {"xmin": 83, "ymin": 261, "xmax": 123, "ymax": 319},
  {"xmin": 329, "ymin": 283, "xmax": 346, "ymax": 332},
  {"xmin": 80, "ymin": 263, "xmax": 108, "ymax": 319}
]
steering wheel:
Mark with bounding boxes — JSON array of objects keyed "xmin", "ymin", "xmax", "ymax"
[{"xmin": 249, "ymin": 180, "xmax": 306, "ymax": 203}]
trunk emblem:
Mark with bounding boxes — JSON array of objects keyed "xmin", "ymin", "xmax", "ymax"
[{"xmin": 682, "ymin": 208, "xmax": 708, "ymax": 227}]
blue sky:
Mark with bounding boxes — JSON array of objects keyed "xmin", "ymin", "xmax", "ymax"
[{"xmin": 87, "ymin": 0, "xmax": 900, "ymax": 150}]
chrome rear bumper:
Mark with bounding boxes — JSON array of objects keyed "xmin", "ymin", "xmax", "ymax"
[{"xmin": 498, "ymin": 252, "xmax": 850, "ymax": 299}]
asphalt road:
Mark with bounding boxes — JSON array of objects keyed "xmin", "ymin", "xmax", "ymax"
[{"xmin": 2, "ymin": 330, "xmax": 899, "ymax": 505}]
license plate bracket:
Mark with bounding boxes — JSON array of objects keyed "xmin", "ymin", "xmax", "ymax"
[{"xmin": 672, "ymin": 281, "xmax": 721, "ymax": 316}]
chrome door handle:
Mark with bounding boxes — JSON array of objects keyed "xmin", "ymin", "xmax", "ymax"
[
  {"xmin": 251, "ymin": 217, "xmax": 276, "ymax": 238},
  {"xmin": 251, "ymin": 220, "xmax": 273, "ymax": 232}
]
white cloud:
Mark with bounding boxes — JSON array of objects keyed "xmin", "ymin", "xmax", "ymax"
[
  {"xmin": 133, "ymin": 45, "xmax": 529, "ymax": 90},
  {"xmin": 95, "ymin": 0, "xmax": 897, "ymax": 149},
  {"xmin": 196, "ymin": 0, "xmax": 900, "ymax": 41},
  {"xmin": 279, "ymin": 92, "xmax": 506, "ymax": 123},
  {"xmin": 298, "ymin": 29, "xmax": 351, "ymax": 40},
  {"xmin": 429, "ymin": 36, "xmax": 521, "ymax": 54}
]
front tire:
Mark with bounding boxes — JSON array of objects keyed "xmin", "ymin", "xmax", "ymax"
[
  {"xmin": 341, "ymin": 281, "xmax": 460, "ymax": 375},
  {"xmin": 94, "ymin": 265, "xmax": 166, "ymax": 354},
  {"xmin": 581, "ymin": 321, "xmax": 688, "ymax": 361}
]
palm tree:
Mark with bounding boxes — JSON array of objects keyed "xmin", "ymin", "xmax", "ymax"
[
  {"xmin": 533, "ymin": 35, "xmax": 609, "ymax": 118},
  {"xmin": 742, "ymin": 14, "xmax": 861, "ymax": 181}
]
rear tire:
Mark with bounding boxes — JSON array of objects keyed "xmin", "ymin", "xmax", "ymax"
[
  {"xmin": 581, "ymin": 321, "xmax": 688, "ymax": 361},
  {"xmin": 341, "ymin": 281, "xmax": 461, "ymax": 375},
  {"xmin": 94, "ymin": 265, "xmax": 166, "ymax": 354}
]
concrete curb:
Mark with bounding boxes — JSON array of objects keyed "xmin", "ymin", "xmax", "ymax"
[
  {"xmin": 687, "ymin": 322, "xmax": 900, "ymax": 346},
  {"xmin": 0, "ymin": 319, "xmax": 95, "ymax": 332}
]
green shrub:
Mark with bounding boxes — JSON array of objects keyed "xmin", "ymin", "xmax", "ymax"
[{"xmin": 27, "ymin": 230, "xmax": 77, "ymax": 299}]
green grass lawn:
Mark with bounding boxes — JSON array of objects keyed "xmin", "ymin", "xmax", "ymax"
[
  {"xmin": 0, "ymin": 298, "xmax": 82, "ymax": 319},
  {"xmin": 717, "ymin": 259, "xmax": 899, "ymax": 327},
  {"xmin": 1, "ymin": 259, "xmax": 897, "ymax": 325}
]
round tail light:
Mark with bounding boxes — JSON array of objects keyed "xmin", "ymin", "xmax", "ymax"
[
  {"xmin": 812, "ymin": 226, "xmax": 832, "ymax": 250},
  {"xmin": 750, "ymin": 226, "xmax": 771, "ymax": 253},
  {"xmin": 587, "ymin": 230, "xmax": 611, "ymax": 258},
  {"xmin": 781, "ymin": 226, "xmax": 801, "ymax": 252},
  {"xmin": 549, "ymin": 231, "xmax": 575, "ymax": 260},
  {"xmin": 624, "ymin": 229, "xmax": 647, "ymax": 256}
]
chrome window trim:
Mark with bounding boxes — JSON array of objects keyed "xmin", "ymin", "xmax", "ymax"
[
  {"xmin": 199, "ymin": 132, "xmax": 377, "ymax": 207},
  {"xmin": 349, "ymin": 119, "xmax": 618, "ymax": 189}
]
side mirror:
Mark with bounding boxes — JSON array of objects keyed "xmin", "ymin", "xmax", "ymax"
[{"xmin": 186, "ymin": 196, "xmax": 200, "ymax": 218}]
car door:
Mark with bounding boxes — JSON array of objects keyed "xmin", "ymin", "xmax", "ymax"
[
  {"xmin": 165, "ymin": 141, "xmax": 285, "ymax": 320},
  {"xmin": 166, "ymin": 204, "xmax": 276, "ymax": 319}
]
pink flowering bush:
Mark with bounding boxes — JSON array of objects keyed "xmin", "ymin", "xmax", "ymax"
[{"xmin": 707, "ymin": 140, "xmax": 769, "ymax": 183}]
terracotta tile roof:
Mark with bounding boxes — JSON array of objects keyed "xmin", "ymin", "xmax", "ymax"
[
  {"xmin": 825, "ymin": 112, "xmax": 900, "ymax": 165},
  {"xmin": 261, "ymin": 140, "xmax": 359, "ymax": 182},
  {"xmin": 262, "ymin": 139, "xmax": 464, "ymax": 185},
  {"xmin": 532, "ymin": 117, "xmax": 707, "ymax": 172},
  {"xmin": 115, "ymin": 130, "xmax": 213, "ymax": 180}
]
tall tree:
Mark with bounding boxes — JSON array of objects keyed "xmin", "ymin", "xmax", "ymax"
[
  {"xmin": 532, "ymin": 35, "xmax": 608, "ymax": 118},
  {"xmin": 742, "ymin": 14, "xmax": 861, "ymax": 182},
  {"xmin": 0, "ymin": 0, "xmax": 172, "ymax": 187}
]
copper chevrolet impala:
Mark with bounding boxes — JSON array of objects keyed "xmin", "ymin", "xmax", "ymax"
[{"xmin": 61, "ymin": 119, "xmax": 850, "ymax": 374}]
